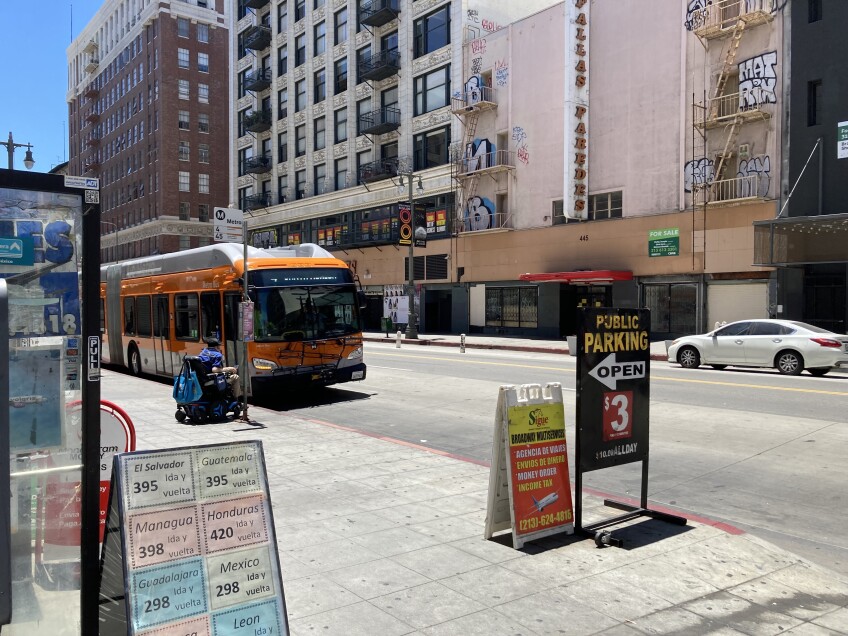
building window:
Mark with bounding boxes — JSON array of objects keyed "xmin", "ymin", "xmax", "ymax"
[
  {"xmin": 414, "ymin": 6, "xmax": 450, "ymax": 58},
  {"xmin": 178, "ymin": 48, "xmax": 190, "ymax": 69},
  {"xmin": 485, "ymin": 287, "xmax": 538, "ymax": 329},
  {"xmin": 314, "ymin": 164, "xmax": 326, "ymax": 195},
  {"xmin": 295, "ymin": 79, "xmax": 306, "ymax": 112},
  {"xmin": 295, "ymin": 169, "xmax": 306, "ymax": 199},
  {"xmin": 198, "ymin": 83, "xmax": 209, "ymax": 104},
  {"xmin": 314, "ymin": 116, "xmax": 326, "ymax": 150},
  {"xmin": 334, "ymin": 58, "xmax": 348, "ymax": 93},
  {"xmin": 356, "ymin": 98, "xmax": 371, "ymax": 136},
  {"xmin": 178, "ymin": 79, "xmax": 189, "ymax": 99},
  {"xmin": 197, "ymin": 23, "xmax": 209, "ymax": 43},
  {"xmin": 334, "ymin": 108, "xmax": 347, "ymax": 143},
  {"xmin": 238, "ymin": 69, "xmax": 249, "ymax": 99},
  {"xmin": 198, "ymin": 113, "xmax": 209, "ymax": 133},
  {"xmin": 334, "ymin": 8, "xmax": 348, "ymax": 44},
  {"xmin": 278, "ymin": 88, "xmax": 288, "ymax": 119},
  {"xmin": 198, "ymin": 204, "xmax": 209, "ymax": 222},
  {"xmin": 414, "ymin": 65, "xmax": 450, "ymax": 115},
  {"xmin": 177, "ymin": 17, "xmax": 190, "ymax": 38},
  {"xmin": 356, "ymin": 45, "xmax": 371, "ymax": 84},
  {"xmin": 278, "ymin": 174, "xmax": 288, "ymax": 202},
  {"xmin": 807, "ymin": 80, "xmax": 822, "ymax": 126},
  {"xmin": 335, "ymin": 157, "xmax": 347, "ymax": 190},
  {"xmin": 295, "ymin": 34, "xmax": 306, "ymax": 66},
  {"xmin": 588, "ymin": 191, "xmax": 623, "ymax": 220},
  {"xmin": 294, "ymin": 0, "xmax": 305, "ymax": 22},
  {"xmin": 381, "ymin": 30, "xmax": 398, "ymax": 54},
  {"xmin": 179, "ymin": 171, "xmax": 190, "ymax": 192},
  {"xmin": 238, "ymin": 147, "xmax": 251, "ymax": 177},
  {"xmin": 278, "ymin": 2, "xmax": 288, "ymax": 32},
  {"xmin": 178, "ymin": 110, "xmax": 190, "ymax": 130},
  {"xmin": 314, "ymin": 69, "xmax": 326, "ymax": 103},
  {"xmin": 198, "ymin": 174, "xmax": 210, "ymax": 194},
  {"xmin": 278, "ymin": 131, "xmax": 288, "ymax": 162},
  {"xmin": 314, "ymin": 21, "xmax": 326, "ymax": 55},
  {"xmin": 198, "ymin": 52, "xmax": 209, "ymax": 73},
  {"xmin": 179, "ymin": 201, "xmax": 191, "ymax": 220},
  {"xmin": 278, "ymin": 45, "xmax": 288, "ymax": 75},
  {"xmin": 314, "ymin": 0, "xmax": 325, "ymax": 8},
  {"xmin": 178, "ymin": 141, "xmax": 190, "ymax": 161},
  {"xmin": 809, "ymin": 0, "xmax": 822, "ymax": 22},
  {"xmin": 382, "ymin": 85, "xmax": 398, "ymax": 110},
  {"xmin": 295, "ymin": 124, "xmax": 306, "ymax": 157},
  {"xmin": 413, "ymin": 126, "xmax": 450, "ymax": 170},
  {"xmin": 198, "ymin": 143, "xmax": 209, "ymax": 163}
]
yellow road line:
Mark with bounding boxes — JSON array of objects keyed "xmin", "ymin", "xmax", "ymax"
[{"xmin": 366, "ymin": 351, "xmax": 848, "ymax": 397}]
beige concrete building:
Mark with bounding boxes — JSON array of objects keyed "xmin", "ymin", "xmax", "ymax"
[{"xmin": 235, "ymin": 0, "xmax": 782, "ymax": 339}]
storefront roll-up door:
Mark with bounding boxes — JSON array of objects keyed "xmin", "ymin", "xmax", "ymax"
[{"xmin": 707, "ymin": 282, "xmax": 768, "ymax": 328}]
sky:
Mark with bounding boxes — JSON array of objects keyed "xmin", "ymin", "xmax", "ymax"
[{"xmin": 0, "ymin": 1, "xmax": 104, "ymax": 172}]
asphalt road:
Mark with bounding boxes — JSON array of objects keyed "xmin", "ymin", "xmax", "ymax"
[{"xmin": 263, "ymin": 340, "xmax": 848, "ymax": 577}]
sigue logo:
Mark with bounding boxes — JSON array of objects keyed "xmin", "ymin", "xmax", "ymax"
[{"xmin": 529, "ymin": 408, "xmax": 549, "ymax": 427}]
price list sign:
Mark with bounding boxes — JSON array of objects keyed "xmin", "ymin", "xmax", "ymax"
[{"xmin": 98, "ymin": 441, "xmax": 289, "ymax": 636}]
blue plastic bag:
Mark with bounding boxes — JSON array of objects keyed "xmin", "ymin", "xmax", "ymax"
[{"xmin": 173, "ymin": 368, "xmax": 203, "ymax": 403}]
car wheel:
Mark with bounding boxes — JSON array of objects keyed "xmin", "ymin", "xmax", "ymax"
[
  {"xmin": 677, "ymin": 346, "xmax": 701, "ymax": 369},
  {"xmin": 775, "ymin": 350, "xmax": 804, "ymax": 375},
  {"xmin": 128, "ymin": 345, "xmax": 142, "ymax": 376},
  {"xmin": 808, "ymin": 368, "xmax": 830, "ymax": 377},
  {"xmin": 710, "ymin": 364, "xmax": 727, "ymax": 370}
]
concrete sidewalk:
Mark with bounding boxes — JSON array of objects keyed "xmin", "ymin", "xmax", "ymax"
[
  {"xmin": 103, "ymin": 369, "xmax": 848, "ymax": 636},
  {"xmin": 363, "ymin": 330, "xmax": 672, "ymax": 361}
]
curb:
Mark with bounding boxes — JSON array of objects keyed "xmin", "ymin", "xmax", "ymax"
[{"xmin": 363, "ymin": 336, "xmax": 669, "ymax": 361}]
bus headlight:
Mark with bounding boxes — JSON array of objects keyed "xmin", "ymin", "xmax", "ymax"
[
  {"xmin": 252, "ymin": 357, "xmax": 278, "ymax": 371},
  {"xmin": 347, "ymin": 346, "xmax": 363, "ymax": 360}
]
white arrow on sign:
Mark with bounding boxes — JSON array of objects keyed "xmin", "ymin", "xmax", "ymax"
[{"xmin": 588, "ymin": 353, "xmax": 645, "ymax": 390}]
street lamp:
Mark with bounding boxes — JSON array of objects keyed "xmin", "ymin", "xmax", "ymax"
[
  {"xmin": 397, "ymin": 171, "xmax": 424, "ymax": 339},
  {"xmin": 100, "ymin": 220, "xmax": 119, "ymax": 262},
  {"xmin": 2, "ymin": 131, "xmax": 36, "ymax": 170}
]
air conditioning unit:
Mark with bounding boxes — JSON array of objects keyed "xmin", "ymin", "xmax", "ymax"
[{"xmin": 738, "ymin": 143, "xmax": 750, "ymax": 160}]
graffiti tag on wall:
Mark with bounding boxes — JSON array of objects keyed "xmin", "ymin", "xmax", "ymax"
[
  {"xmin": 495, "ymin": 59, "xmax": 509, "ymax": 87},
  {"xmin": 513, "ymin": 126, "xmax": 529, "ymax": 165},
  {"xmin": 465, "ymin": 195, "xmax": 496, "ymax": 231},
  {"xmin": 464, "ymin": 138, "xmax": 495, "ymax": 172},
  {"xmin": 471, "ymin": 38, "xmax": 487, "ymax": 55},
  {"xmin": 465, "ymin": 75, "xmax": 483, "ymax": 104},
  {"xmin": 684, "ymin": 0, "xmax": 712, "ymax": 31},
  {"xmin": 738, "ymin": 51, "xmax": 777, "ymax": 109},
  {"xmin": 737, "ymin": 155, "xmax": 771, "ymax": 198},
  {"xmin": 471, "ymin": 57, "xmax": 483, "ymax": 75},
  {"xmin": 683, "ymin": 158, "xmax": 715, "ymax": 193}
]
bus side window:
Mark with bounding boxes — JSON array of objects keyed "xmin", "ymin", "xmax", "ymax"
[
  {"xmin": 123, "ymin": 297, "xmax": 135, "ymax": 335},
  {"xmin": 175, "ymin": 293, "xmax": 200, "ymax": 340},
  {"xmin": 201, "ymin": 291, "xmax": 222, "ymax": 341},
  {"xmin": 100, "ymin": 298, "xmax": 106, "ymax": 333}
]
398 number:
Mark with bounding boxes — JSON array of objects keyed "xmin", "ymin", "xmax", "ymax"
[{"xmin": 139, "ymin": 543, "xmax": 164, "ymax": 559}]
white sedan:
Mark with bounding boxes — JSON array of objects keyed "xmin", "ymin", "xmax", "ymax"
[{"xmin": 667, "ymin": 319, "xmax": 848, "ymax": 376}]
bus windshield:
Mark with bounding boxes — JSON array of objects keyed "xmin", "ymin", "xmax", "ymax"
[{"xmin": 252, "ymin": 283, "xmax": 362, "ymax": 342}]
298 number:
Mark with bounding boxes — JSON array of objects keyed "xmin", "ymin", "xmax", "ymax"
[{"xmin": 144, "ymin": 596, "xmax": 170, "ymax": 613}]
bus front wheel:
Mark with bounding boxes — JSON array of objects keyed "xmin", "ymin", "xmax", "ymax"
[{"xmin": 128, "ymin": 345, "xmax": 142, "ymax": 376}]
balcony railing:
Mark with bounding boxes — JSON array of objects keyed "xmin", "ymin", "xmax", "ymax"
[
  {"xmin": 244, "ymin": 192, "xmax": 273, "ymax": 209},
  {"xmin": 693, "ymin": 174, "xmax": 767, "ymax": 205},
  {"xmin": 244, "ymin": 25, "xmax": 272, "ymax": 51},
  {"xmin": 358, "ymin": 49, "xmax": 400, "ymax": 82},
  {"xmin": 451, "ymin": 86, "xmax": 498, "ymax": 114},
  {"xmin": 244, "ymin": 68, "xmax": 272, "ymax": 92},
  {"xmin": 244, "ymin": 109, "xmax": 272, "ymax": 133},
  {"xmin": 695, "ymin": 91, "xmax": 775, "ymax": 127},
  {"xmin": 242, "ymin": 155, "xmax": 272, "ymax": 175},
  {"xmin": 245, "ymin": 0, "xmax": 269, "ymax": 9},
  {"xmin": 84, "ymin": 83, "xmax": 99, "ymax": 98},
  {"xmin": 84, "ymin": 160, "xmax": 100, "ymax": 173},
  {"xmin": 358, "ymin": 157, "xmax": 399, "ymax": 184},
  {"xmin": 85, "ymin": 110, "xmax": 101, "ymax": 123},
  {"xmin": 85, "ymin": 57, "xmax": 99, "ymax": 73},
  {"xmin": 458, "ymin": 210, "xmax": 512, "ymax": 233},
  {"xmin": 454, "ymin": 149, "xmax": 515, "ymax": 176},
  {"xmin": 358, "ymin": 106, "xmax": 401, "ymax": 135},
  {"xmin": 688, "ymin": 0, "xmax": 775, "ymax": 39},
  {"xmin": 359, "ymin": 0, "xmax": 400, "ymax": 28},
  {"xmin": 86, "ymin": 135, "xmax": 100, "ymax": 147}
]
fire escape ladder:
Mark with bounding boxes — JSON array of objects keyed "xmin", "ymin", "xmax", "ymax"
[
  {"xmin": 711, "ymin": 18, "xmax": 747, "ymax": 117},
  {"xmin": 714, "ymin": 116, "xmax": 741, "ymax": 182}
]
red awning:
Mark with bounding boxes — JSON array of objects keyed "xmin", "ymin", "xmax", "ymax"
[{"xmin": 519, "ymin": 270, "xmax": 633, "ymax": 284}]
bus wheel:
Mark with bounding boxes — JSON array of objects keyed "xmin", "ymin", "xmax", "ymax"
[{"xmin": 128, "ymin": 345, "xmax": 142, "ymax": 376}]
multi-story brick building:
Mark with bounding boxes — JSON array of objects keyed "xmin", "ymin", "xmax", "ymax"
[{"xmin": 67, "ymin": 0, "xmax": 230, "ymax": 263}]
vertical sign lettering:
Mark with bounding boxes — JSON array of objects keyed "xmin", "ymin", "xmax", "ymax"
[{"xmin": 565, "ymin": 0, "xmax": 590, "ymax": 219}]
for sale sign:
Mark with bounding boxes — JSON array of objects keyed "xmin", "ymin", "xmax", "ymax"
[{"xmin": 577, "ymin": 308, "xmax": 650, "ymax": 472}]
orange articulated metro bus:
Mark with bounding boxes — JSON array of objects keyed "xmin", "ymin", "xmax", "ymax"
[{"xmin": 99, "ymin": 242, "xmax": 366, "ymax": 396}]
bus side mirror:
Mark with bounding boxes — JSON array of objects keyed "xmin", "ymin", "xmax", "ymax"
[{"xmin": 358, "ymin": 290, "xmax": 367, "ymax": 310}]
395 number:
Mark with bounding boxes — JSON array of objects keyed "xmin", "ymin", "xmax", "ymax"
[
  {"xmin": 133, "ymin": 480, "xmax": 158, "ymax": 494},
  {"xmin": 206, "ymin": 475, "xmax": 228, "ymax": 488}
]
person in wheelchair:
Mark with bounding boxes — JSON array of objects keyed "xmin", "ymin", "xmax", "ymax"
[{"xmin": 198, "ymin": 338, "xmax": 242, "ymax": 399}]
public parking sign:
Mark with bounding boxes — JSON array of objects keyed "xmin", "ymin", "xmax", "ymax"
[
  {"xmin": 576, "ymin": 308, "xmax": 650, "ymax": 472},
  {"xmin": 213, "ymin": 207, "xmax": 244, "ymax": 242}
]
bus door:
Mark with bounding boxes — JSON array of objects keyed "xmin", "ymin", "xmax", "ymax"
[
  {"xmin": 152, "ymin": 294, "xmax": 172, "ymax": 376},
  {"xmin": 223, "ymin": 293, "xmax": 242, "ymax": 370}
]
